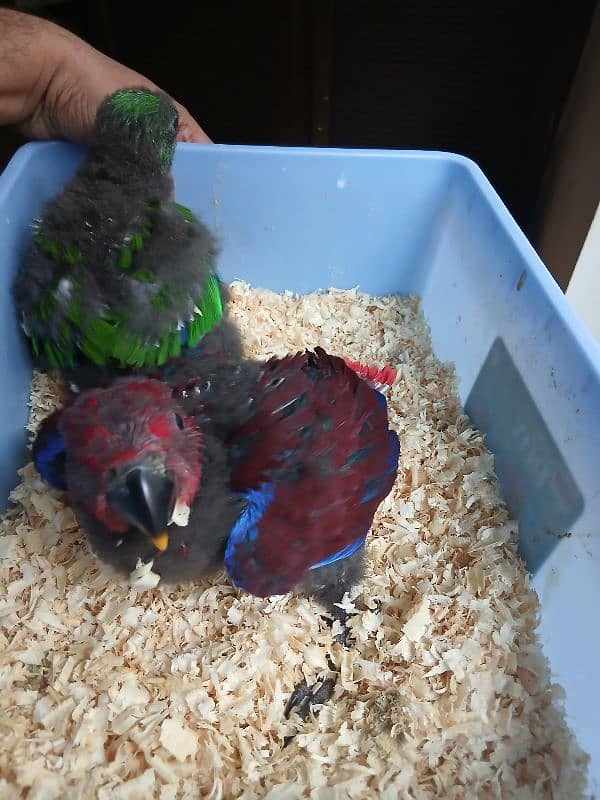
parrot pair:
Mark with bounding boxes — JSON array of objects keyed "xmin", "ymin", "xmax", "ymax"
[
  {"xmin": 32, "ymin": 346, "xmax": 400, "ymax": 728},
  {"xmin": 12, "ymin": 86, "xmax": 242, "ymax": 392}
]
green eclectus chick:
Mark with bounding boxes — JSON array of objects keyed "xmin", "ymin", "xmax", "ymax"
[{"xmin": 12, "ymin": 86, "xmax": 236, "ymax": 386}]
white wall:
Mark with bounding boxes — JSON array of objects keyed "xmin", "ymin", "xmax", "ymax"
[{"xmin": 566, "ymin": 202, "xmax": 600, "ymax": 343}]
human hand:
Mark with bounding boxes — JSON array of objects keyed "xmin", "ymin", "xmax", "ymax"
[{"xmin": 0, "ymin": 9, "xmax": 212, "ymax": 146}]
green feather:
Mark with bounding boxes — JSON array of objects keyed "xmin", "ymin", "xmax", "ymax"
[
  {"xmin": 131, "ymin": 269, "xmax": 156, "ymax": 283},
  {"xmin": 35, "ymin": 294, "xmax": 58, "ymax": 324},
  {"xmin": 35, "ymin": 236, "xmax": 61, "ymax": 260},
  {"xmin": 57, "ymin": 323, "xmax": 70, "ymax": 344},
  {"xmin": 174, "ymin": 203, "xmax": 196, "ymax": 224},
  {"xmin": 113, "ymin": 331, "xmax": 142, "ymax": 367},
  {"xmin": 34, "ymin": 234, "xmax": 82, "ymax": 267},
  {"xmin": 151, "ymin": 286, "xmax": 170, "ymax": 311},
  {"xmin": 79, "ymin": 317, "xmax": 119, "ymax": 366},
  {"xmin": 186, "ymin": 274, "xmax": 224, "ymax": 347},
  {"xmin": 64, "ymin": 246, "xmax": 81, "ymax": 266},
  {"xmin": 114, "ymin": 197, "xmax": 165, "ymax": 273},
  {"xmin": 109, "ymin": 89, "xmax": 161, "ymax": 120},
  {"xmin": 200, "ymin": 274, "xmax": 224, "ymax": 325},
  {"xmin": 156, "ymin": 335, "xmax": 170, "ymax": 365},
  {"xmin": 118, "ymin": 247, "xmax": 133, "ymax": 270},
  {"xmin": 68, "ymin": 299, "xmax": 84, "ymax": 326},
  {"xmin": 43, "ymin": 338, "xmax": 73, "ymax": 369}
]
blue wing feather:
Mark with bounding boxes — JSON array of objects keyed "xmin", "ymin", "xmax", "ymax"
[
  {"xmin": 308, "ymin": 533, "xmax": 368, "ymax": 570},
  {"xmin": 33, "ymin": 430, "xmax": 67, "ymax": 491},
  {"xmin": 224, "ymin": 483, "xmax": 276, "ymax": 589}
]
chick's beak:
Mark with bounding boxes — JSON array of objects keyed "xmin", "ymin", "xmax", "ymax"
[
  {"xmin": 152, "ymin": 531, "xmax": 170, "ymax": 551},
  {"xmin": 107, "ymin": 461, "xmax": 176, "ymax": 551}
]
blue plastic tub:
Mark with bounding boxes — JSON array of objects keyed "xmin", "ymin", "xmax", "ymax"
[{"xmin": 1, "ymin": 142, "xmax": 599, "ymax": 791}]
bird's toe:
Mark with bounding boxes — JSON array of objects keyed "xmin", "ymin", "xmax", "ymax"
[{"xmin": 282, "ymin": 671, "xmax": 337, "ymax": 747}]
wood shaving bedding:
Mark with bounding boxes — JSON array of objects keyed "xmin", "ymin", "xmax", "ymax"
[{"xmin": 0, "ymin": 281, "xmax": 589, "ymax": 799}]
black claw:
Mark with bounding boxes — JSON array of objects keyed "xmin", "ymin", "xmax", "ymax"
[
  {"xmin": 333, "ymin": 626, "xmax": 350, "ymax": 646},
  {"xmin": 310, "ymin": 676, "xmax": 336, "ymax": 706},
  {"xmin": 284, "ymin": 678, "xmax": 311, "ymax": 719},
  {"xmin": 331, "ymin": 607, "xmax": 354, "ymax": 646},
  {"xmin": 283, "ymin": 671, "xmax": 339, "ymax": 746},
  {"xmin": 283, "ymin": 601, "xmax": 353, "ymax": 746},
  {"xmin": 297, "ymin": 700, "xmax": 313, "ymax": 722}
]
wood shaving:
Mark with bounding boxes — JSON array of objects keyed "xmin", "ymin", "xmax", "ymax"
[
  {"xmin": 129, "ymin": 559, "xmax": 161, "ymax": 590},
  {"xmin": 0, "ymin": 282, "xmax": 589, "ymax": 799},
  {"xmin": 402, "ymin": 596, "xmax": 431, "ymax": 643}
]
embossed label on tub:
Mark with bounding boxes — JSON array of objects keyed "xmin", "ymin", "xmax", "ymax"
[{"xmin": 465, "ymin": 337, "xmax": 583, "ymax": 572}]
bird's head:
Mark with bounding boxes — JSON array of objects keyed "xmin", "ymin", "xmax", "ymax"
[
  {"xmin": 92, "ymin": 87, "xmax": 180, "ymax": 171},
  {"xmin": 33, "ymin": 378, "xmax": 201, "ymax": 552}
]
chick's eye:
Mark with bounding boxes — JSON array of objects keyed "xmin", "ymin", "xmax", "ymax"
[{"xmin": 175, "ymin": 413, "xmax": 185, "ymax": 430}]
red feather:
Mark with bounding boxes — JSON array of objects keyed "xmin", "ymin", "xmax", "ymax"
[
  {"xmin": 225, "ymin": 347, "xmax": 399, "ymax": 595},
  {"xmin": 344, "ymin": 358, "xmax": 397, "ymax": 390},
  {"xmin": 60, "ymin": 377, "xmax": 203, "ymax": 531}
]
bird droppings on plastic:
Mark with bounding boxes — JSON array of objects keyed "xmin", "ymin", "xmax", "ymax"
[
  {"xmin": 544, "ymin": 528, "xmax": 573, "ymax": 540},
  {"xmin": 0, "ymin": 281, "xmax": 589, "ymax": 798}
]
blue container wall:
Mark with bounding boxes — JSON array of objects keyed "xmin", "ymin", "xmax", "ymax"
[
  {"xmin": 177, "ymin": 145, "xmax": 455, "ymax": 297},
  {"xmin": 1, "ymin": 141, "xmax": 599, "ymax": 793}
]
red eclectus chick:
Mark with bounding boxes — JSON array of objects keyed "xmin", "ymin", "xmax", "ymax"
[
  {"xmin": 223, "ymin": 347, "xmax": 399, "ymax": 605},
  {"xmin": 33, "ymin": 377, "xmax": 241, "ymax": 586}
]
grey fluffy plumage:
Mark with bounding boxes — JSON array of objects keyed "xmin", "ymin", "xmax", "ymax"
[
  {"xmin": 163, "ymin": 351, "xmax": 263, "ymax": 439},
  {"xmin": 12, "ymin": 87, "xmax": 228, "ymax": 375}
]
